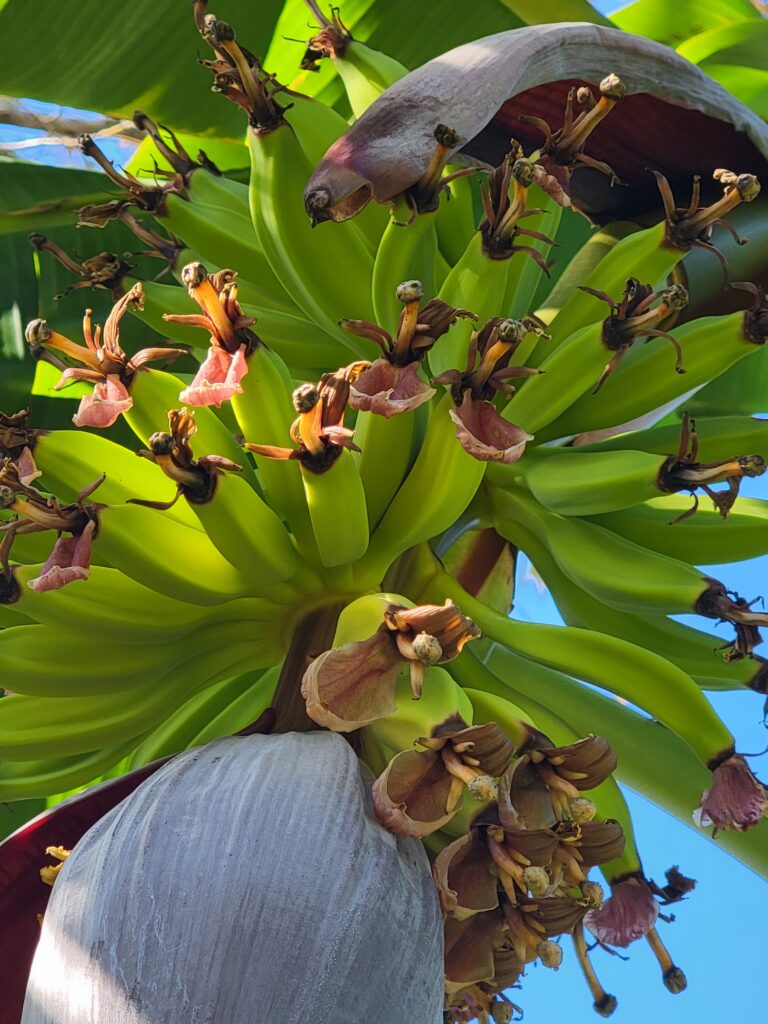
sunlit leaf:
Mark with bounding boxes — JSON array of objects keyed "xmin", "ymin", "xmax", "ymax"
[
  {"xmin": 0, "ymin": 0, "xmax": 285, "ymax": 137},
  {"xmin": 611, "ymin": 0, "xmax": 759, "ymax": 48}
]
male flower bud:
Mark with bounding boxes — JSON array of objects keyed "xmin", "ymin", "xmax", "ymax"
[
  {"xmin": 580, "ymin": 881, "xmax": 604, "ymax": 909},
  {"xmin": 538, "ymin": 940, "xmax": 563, "ymax": 969},
  {"xmin": 523, "ymin": 866, "xmax": 550, "ymax": 896},
  {"xmin": 570, "ymin": 797, "xmax": 597, "ymax": 822}
]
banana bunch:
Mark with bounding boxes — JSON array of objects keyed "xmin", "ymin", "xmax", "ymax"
[{"xmin": 5, "ymin": 8, "xmax": 768, "ymax": 1023}]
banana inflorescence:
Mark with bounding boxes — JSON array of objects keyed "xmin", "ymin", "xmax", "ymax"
[{"xmin": 3, "ymin": 8, "xmax": 768, "ymax": 1024}]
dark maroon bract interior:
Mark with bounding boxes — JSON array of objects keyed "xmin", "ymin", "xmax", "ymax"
[
  {"xmin": 0, "ymin": 761, "xmax": 167, "ymax": 1024},
  {"xmin": 461, "ymin": 80, "xmax": 768, "ymax": 224}
]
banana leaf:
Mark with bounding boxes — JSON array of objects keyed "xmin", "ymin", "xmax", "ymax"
[{"xmin": 611, "ymin": 0, "xmax": 760, "ymax": 48}]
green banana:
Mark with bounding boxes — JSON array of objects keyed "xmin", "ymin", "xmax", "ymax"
[
  {"xmin": 354, "ymin": 407, "xmax": 416, "ymax": 530},
  {"xmin": 185, "ymin": 470, "xmax": 304, "ymax": 588},
  {"xmin": 540, "ymin": 222, "xmax": 670, "ymax": 348},
  {"xmin": 93, "ymin": 503, "xmax": 257, "ymax": 605},
  {"xmin": 422, "ymin": 572, "xmax": 737, "ymax": 769},
  {"xmin": 502, "ymin": 275, "xmax": 690, "ymax": 437},
  {"xmin": 125, "ymin": 667, "xmax": 272, "ymax": 768},
  {"xmin": 534, "ymin": 221, "xmax": 637, "ymax": 329},
  {"xmin": 363, "ymin": 666, "xmax": 476, "ymax": 755},
  {"xmin": 0, "ymin": 619, "xmax": 282, "ymax": 698},
  {"xmin": 0, "ymin": 639, "xmax": 272, "ymax": 760},
  {"xmin": 476, "ymin": 647, "xmax": 768, "ymax": 878},
  {"xmin": 588, "ymin": 495, "xmax": 768, "ymax": 566},
  {"xmin": 363, "ymin": 393, "xmax": 486, "ymax": 577},
  {"xmin": 301, "ymin": 451, "xmax": 369, "ymax": 568},
  {"xmin": 231, "ymin": 344, "xmax": 316, "ymax": 555},
  {"xmin": 7, "ymin": 563, "xmax": 261, "ymax": 644},
  {"xmin": 160, "ymin": 191, "xmax": 294, "ymax": 312},
  {"xmin": 0, "ymin": 741, "xmax": 141, "ymax": 802},
  {"xmin": 489, "ymin": 483, "xmax": 729, "ymax": 617},
  {"xmin": 333, "ymin": 41, "xmax": 407, "ymax": 117},
  {"xmin": 32, "ymin": 429, "xmax": 198, "ymax": 530},
  {"xmin": 430, "ymin": 233, "xmax": 511, "ymax": 378},
  {"xmin": 189, "ymin": 664, "xmax": 279, "ymax": 744},
  {"xmin": 542, "ymin": 307, "xmax": 766, "ymax": 442},
  {"xmin": 576, "ymin": 414, "xmax": 768, "ymax": 462},
  {"xmin": 493, "ymin": 516, "xmax": 763, "ymax": 692},
  {"xmin": 494, "ymin": 445, "xmax": 673, "ymax": 516},
  {"xmin": 248, "ymin": 118, "xmax": 376, "ymax": 349},
  {"xmin": 505, "ymin": 184, "xmax": 563, "ymax": 323},
  {"xmin": 372, "ymin": 206, "xmax": 439, "ymax": 329},
  {"xmin": 332, "ymin": 592, "xmax": 413, "ymax": 647},
  {"xmin": 494, "ymin": 441, "xmax": 765, "ymax": 518},
  {"xmin": 435, "ymin": 169, "xmax": 479, "ymax": 268}
]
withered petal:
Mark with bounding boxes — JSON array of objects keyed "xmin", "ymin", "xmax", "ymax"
[
  {"xmin": 349, "ymin": 360, "xmax": 435, "ymax": 417},
  {"xmin": 433, "ymin": 831, "xmax": 499, "ymax": 920},
  {"xmin": 444, "ymin": 910, "xmax": 506, "ymax": 991},
  {"xmin": 499, "ymin": 758, "xmax": 557, "ymax": 832},
  {"xmin": 372, "ymin": 749, "xmax": 457, "ymax": 838},
  {"xmin": 450, "ymin": 395, "xmax": 532, "ymax": 464},
  {"xmin": 301, "ymin": 631, "xmax": 403, "ymax": 732}
]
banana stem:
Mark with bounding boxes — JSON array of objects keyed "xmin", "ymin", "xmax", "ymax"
[{"xmin": 271, "ymin": 601, "xmax": 346, "ymax": 732}]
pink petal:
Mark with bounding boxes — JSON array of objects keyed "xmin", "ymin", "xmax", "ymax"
[
  {"xmin": 585, "ymin": 877, "xmax": 658, "ymax": 948},
  {"xmin": 349, "ymin": 360, "xmax": 435, "ymax": 418},
  {"xmin": 533, "ymin": 161, "xmax": 572, "ymax": 208},
  {"xmin": 17, "ymin": 447, "xmax": 42, "ymax": 487},
  {"xmin": 27, "ymin": 521, "xmax": 95, "ymax": 593},
  {"xmin": 449, "ymin": 394, "xmax": 532, "ymax": 463},
  {"xmin": 179, "ymin": 345, "xmax": 249, "ymax": 408},
  {"xmin": 72, "ymin": 375, "xmax": 133, "ymax": 429}
]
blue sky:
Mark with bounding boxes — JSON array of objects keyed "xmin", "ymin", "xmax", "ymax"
[
  {"xmin": 512, "ymin": 474, "xmax": 768, "ymax": 1023},
  {"xmin": 1, "ymin": 2, "xmax": 765, "ymax": 1019}
]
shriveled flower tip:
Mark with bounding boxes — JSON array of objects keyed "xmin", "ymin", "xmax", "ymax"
[
  {"xmin": 301, "ymin": 632, "xmax": 403, "ymax": 732},
  {"xmin": 72, "ymin": 375, "xmax": 133, "ymax": 429},
  {"xmin": 372, "ymin": 749, "xmax": 458, "ymax": 838},
  {"xmin": 694, "ymin": 754, "xmax": 768, "ymax": 831},
  {"xmin": 27, "ymin": 520, "xmax": 96, "ymax": 593},
  {"xmin": 449, "ymin": 394, "xmax": 532, "ymax": 463},
  {"xmin": 179, "ymin": 345, "xmax": 248, "ymax": 408},
  {"xmin": 538, "ymin": 734, "xmax": 617, "ymax": 790},
  {"xmin": 348, "ymin": 359, "xmax": 435, "ymax": 417},
  {"xmin": 305, "ymin": 24, "xmax": 768, "ymax": 225},
  {"xmin": 585, "ymin": 877, "xmax": 659, "ymax": 947}
]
